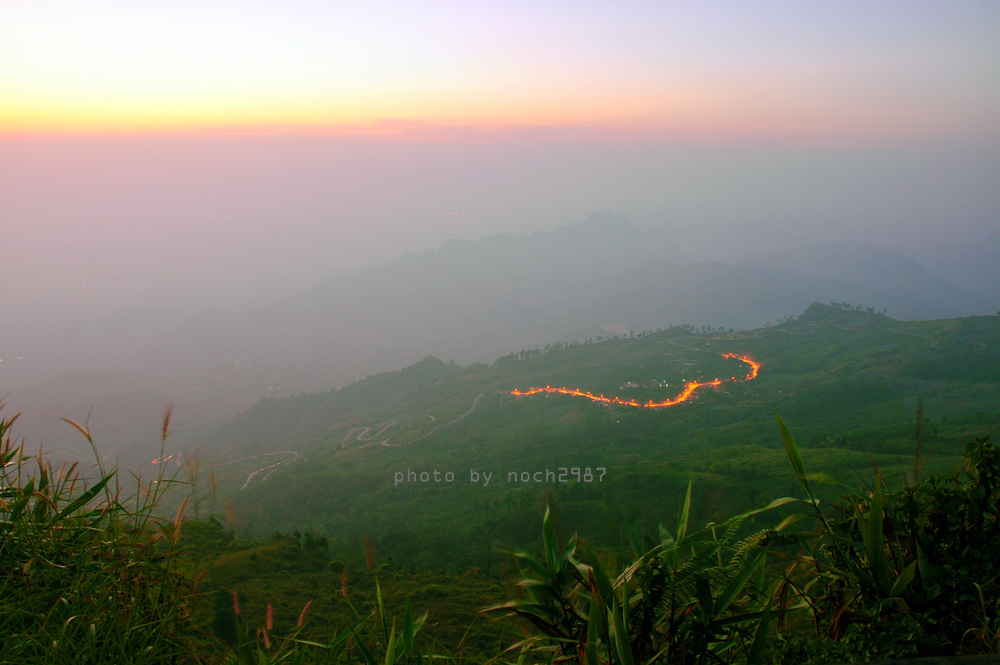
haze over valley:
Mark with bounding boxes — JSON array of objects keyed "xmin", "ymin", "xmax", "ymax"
[{"xmin": 4, "ymin": 205, "xmax": 997, "ymax": 464}]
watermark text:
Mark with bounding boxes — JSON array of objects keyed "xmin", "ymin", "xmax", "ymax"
[{"xmin": 393, "ymin": 467, "xmax": 607, "ymax": 488}]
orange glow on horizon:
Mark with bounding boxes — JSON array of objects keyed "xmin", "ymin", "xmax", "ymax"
[
  {"xmin": 0, "ymin": 89, "xmax": 918, "ymax": 143},
  {"xmin": 510, "ymin": 353, "xmax": 760, "ymax": 409},
  {"xmin": 0, "ymin": 77, "xmax": 701, "ymax": 137}
]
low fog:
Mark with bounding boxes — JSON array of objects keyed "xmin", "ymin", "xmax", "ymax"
[{"xmin": 2, "ymin": 134, "xmax": 999, "ymax": 461}]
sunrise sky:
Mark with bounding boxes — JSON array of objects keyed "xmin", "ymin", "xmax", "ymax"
[
  {"xmin": 2, "ymin": 0, "xmax": 999, "ymax": 345},
  {"xmin": 3, "ymin": 1, "xmax": 998, "ymax": 139}
]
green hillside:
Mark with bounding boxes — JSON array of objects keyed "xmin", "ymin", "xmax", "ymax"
[{"xmin": 172, "ymin": 303, "xmax": 999, "ymax": 572}]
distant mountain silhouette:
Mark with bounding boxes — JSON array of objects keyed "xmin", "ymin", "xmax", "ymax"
[
  {"xmin": 10, "ymin": 212, "xmax": 990, "ymax": 464},
  {"xmin": 146, "ymin": 213, "xmax": 986, "ymax": 396},
  {"xmin": 748, "ymin": 240, "xmax": 984, "ymax": 320}
]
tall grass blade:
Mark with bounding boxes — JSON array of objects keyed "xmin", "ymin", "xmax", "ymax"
[{"xmin": 53, "ymin": 474, "xmax": 112, "ymax": 521}]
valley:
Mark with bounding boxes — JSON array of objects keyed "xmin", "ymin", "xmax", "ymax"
[{"xmin": 161, "ymin": 303, "xmax": 1000, "ymax": 573}]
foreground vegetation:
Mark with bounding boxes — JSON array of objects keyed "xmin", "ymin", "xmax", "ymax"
[
  {"xmin": 5, "ymin": 306, "xmax": 999, "ymax": 662},
  {"xmin": 0, "ymin": 410, "xmax": 194, "ymax": 663},
  {"xmin": 488, "ymin": 420, "xmax": 1000, "ymax": 663},
  {"xmin": 0, "ymin": 408, "xmax": 445, "ymax": 664},
  {"xmin": 3, "ymin": 402, "xmax": 998, "ymax": 663}
]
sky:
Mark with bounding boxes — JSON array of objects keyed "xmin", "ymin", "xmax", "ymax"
[
  {"xmin": 2, "ymin": 0, "xmax": 999, "ymax": 345},
  {"xmin": 3, "ymin": 1, "xmax": 998, "ymax": 137}
]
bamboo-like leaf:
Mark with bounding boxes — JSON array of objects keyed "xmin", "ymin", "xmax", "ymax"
[
  {"xmin": 774, "ymin": 512, "xmax": 819, "ymax": 532},
  {"xmin": 327, "ymin": 615, "xmax": 372, "ymax": 651},
  {"xmin": 376, "ymin": 579, "xmax": 389, "ymax": 640},
  {"xmin": 777, "ymin": 415, "xmax": 814, "ymax": 504},
  {"xmin": 542, "ymin": 505, "xmax": 559, "ymax": 573},
  {"xmin": 694, "ymin": 574, "xmax": 714, "ymax": 615},
  {"xmin": 587, "ymin": 600, "xmax": 600, "ymax": 665},
  {"xmin": 585, "ymin": 557, "xmax": 613, "ymax": 605},
  {"xmin": 625, "ymin": 522, "xmax": 644, "ymax": 558},
  {"xmin": 889, "ymin": 560, "xmax": 917, "ymax": 598},
  {"xmin": 747, "ymin": 594, "xmax": 772, "ymax": 665},
  {"xmin": 676, "ymin": 478, "xmax": 692, "ymax": 546},
  {"xmin": 916, "ymin": 542, "xmax": 936, "ymax": 586},
  {"xmin": 863, "ymin": 480, "xmax": 892, "ymax": 594},
  {"xmin": 805, "ymin": 472, "xmax": 859, "ymax": 495},
  {"xmin": 514, "ymin": 552, "xmax": 552, "ymax": 580},
  {"xmin": 384, "ymin": 619, "xmax": 396, "ymax": 665},
  {"xmin": 402, "ymin": 599, "xmax": 414, "ymax": 656},
  {"xmin": 356, "ymin": 636, "xmax": 377, "ymax": 665},
  {"xmin": 713, "ymin": 610, "xmax": 766, "ymax": 628},
  {"xmin": 713, "ymin": 551, "xmax": 766, "ymax": 618},
  {"xmin": 741, "ymin": 496, "xmax": 806, "ymax": 517},
  {"xmin": 586, "ymin": 566, "xmax": 609, "ymax": 639},
  {"xmin": 609, "ymin": 598, "xmax": 633, "ymax": 665}
]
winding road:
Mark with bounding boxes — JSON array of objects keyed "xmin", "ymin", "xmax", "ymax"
[
  {"xmin": 381, "ymin": 393, "xmax": 485, "ymax": 447},
  {"xmin": 510, "ymin": 353, "xmax": 760, "ymax": 409},
  {"xmin": 231, "ymin": 450, "xmax": 302, "ymax": 490}
]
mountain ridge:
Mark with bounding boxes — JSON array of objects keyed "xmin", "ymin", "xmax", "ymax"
[{"xmin": 147, "ymin": 214, "xmax": 986, "ymax": 393}]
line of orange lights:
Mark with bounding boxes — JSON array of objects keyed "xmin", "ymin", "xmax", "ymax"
[{"xmin": 510, "ymin": 353, "xmax": 760, "ymax": 409}]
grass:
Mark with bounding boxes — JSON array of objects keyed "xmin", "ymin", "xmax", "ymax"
[
  {"xmin": 0, "ymin": 406, "xmax": 195, "ymax": 664},
  {"xmin": 0, "ymin": 404, "xmax": 480, "ymax": 664}
]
